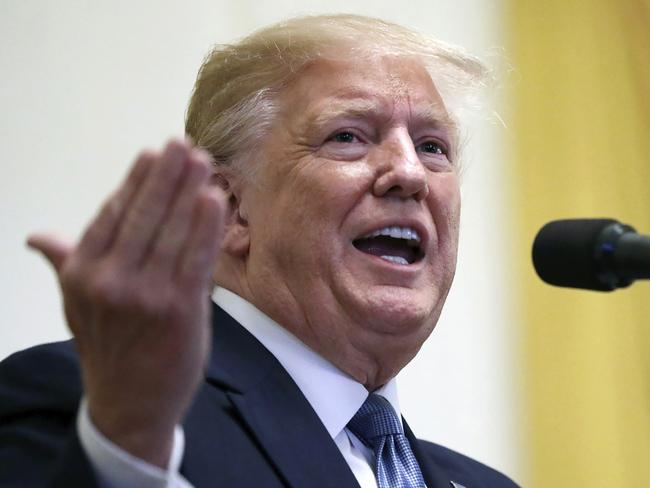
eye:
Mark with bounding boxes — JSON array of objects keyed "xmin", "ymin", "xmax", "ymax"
[
  {"xmin": 321, "ymin": 129, "xmax": 368, "ymax": 160},
  {"xmin": 329, "ymin": 131, "xmax": 358, "ymax": 143},
  {"xmin": 418, "ymin": 140, "xmax": 447, "ymax": 155}
]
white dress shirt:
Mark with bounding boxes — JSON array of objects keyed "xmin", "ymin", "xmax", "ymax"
[{"xmin": 78, "ymin": 287, "xmax": 405, "ymax": 488}]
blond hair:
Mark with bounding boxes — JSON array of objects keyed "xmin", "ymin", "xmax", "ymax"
[{"xmin": 185, "ymin": 14, "xmax": 488, "ymax": 179}]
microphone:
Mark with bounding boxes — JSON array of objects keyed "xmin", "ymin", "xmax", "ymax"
[{"xmin": 532, "ymin": 219, "xmax": 650, "ymax": 291}]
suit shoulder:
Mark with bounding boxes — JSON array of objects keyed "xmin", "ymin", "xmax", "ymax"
[
  {"xmin": 419, "ymin": 440, "xmax": 520, "ymax": 488},
  {"xmin": 0, "ymin": 340, "xmax": 82, "ymax": 414}
]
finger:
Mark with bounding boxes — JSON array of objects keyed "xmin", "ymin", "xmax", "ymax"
[
  {"xmin": 112, "ymin": 139, "xmax": 191, "ymax": 268},
  {"xmin": 176, "ymin": 187, "xmax": 226, "ymax": 290},
  {"xmin": 144, "ymin": 149, "xmax": 212, "ymax": 277},
  {"xmin": 27, "ymin": 233, "xmax": 75, "ymax": 273},
  {"xmin": 77, "ymin": 149, "xmax": 155, "ymax": 259}
]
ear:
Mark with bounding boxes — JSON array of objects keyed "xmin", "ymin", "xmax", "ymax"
[{"xmin": 213, "ymin": 172, "xmax": 250, "ymax": 258}]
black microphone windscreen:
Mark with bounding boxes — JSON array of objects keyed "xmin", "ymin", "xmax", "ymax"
[{"xmin": 532, "ymin": 219, "xmax": 618, "ymax": 291}]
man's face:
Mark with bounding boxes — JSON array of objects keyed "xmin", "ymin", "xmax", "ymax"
[{"xmin": 238, "ymin": 55, "xmax": 461, "ymax": 377}]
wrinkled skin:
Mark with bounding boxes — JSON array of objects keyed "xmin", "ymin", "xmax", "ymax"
[{"xmin": 217, "ymin": 56, "xmax": 461, "ymax": 390}]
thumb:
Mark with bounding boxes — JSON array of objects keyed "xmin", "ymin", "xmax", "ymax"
[{"xmin": 27, "ymin": 233, "xmax": 75, "ymax": 273}]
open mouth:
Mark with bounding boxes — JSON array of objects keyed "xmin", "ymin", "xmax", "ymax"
[{"xmin": 352, "ymin": 226, "xmax": 424, "ymax": 266}]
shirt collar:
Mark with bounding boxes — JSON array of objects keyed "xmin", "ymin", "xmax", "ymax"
[{"xmin": 212, "ymin": 287, "xmax": 401, "ymax": 439}]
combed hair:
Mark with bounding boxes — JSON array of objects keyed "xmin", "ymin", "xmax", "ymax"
[{"xmin": 185, "ymin": 14, "xmax": 488, "ymax": 180}]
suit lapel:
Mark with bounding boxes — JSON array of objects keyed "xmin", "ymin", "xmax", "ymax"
[
  {"xmin": 403, "ymin": 418, "xmax": 452, "ymax": 488},
  {"xmin": 197, "ymin": 303, "xmax": 360, "ymax": 488}
]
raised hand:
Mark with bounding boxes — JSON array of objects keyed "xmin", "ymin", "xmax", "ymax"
[{"xmin": 27, "ymin": 139, "xmax": 226, "ymax": 467}]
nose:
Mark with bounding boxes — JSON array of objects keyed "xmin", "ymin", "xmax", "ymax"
[{"xmin": 372, "ymin": 132, "xmax": 429, "ymax": 201}]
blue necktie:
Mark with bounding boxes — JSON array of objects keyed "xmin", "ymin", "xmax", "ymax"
[{"xmin": 347, "ymin": 394, "xmax": 427, "ymax": 488}]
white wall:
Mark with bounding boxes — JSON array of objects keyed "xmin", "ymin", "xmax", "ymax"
[{"xmin": 0, "ymin": 0, "xmax": 521, "ymax": 482}]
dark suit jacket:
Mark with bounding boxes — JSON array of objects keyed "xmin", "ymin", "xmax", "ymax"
[{"xmin": 0, "ymin": 303, "xmax": 518, "ymax": 487}]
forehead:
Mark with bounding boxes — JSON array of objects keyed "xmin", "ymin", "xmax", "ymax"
[{"xmin": 278, "ymin": 55, "xmax": 454, "ymax": 132}]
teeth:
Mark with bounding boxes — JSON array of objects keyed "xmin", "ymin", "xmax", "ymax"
[
  {"xmin": 380, "ymin": 255, "xmax": 409, "ymax": 265},
  {"xmin": 364, "ymin": 226, "xmax": 421, "ymax": 243}
]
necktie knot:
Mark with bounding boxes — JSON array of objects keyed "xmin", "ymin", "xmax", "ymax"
[{"xmin": 348, "ymin": 394, "xmax": 403, "ymax": 445}]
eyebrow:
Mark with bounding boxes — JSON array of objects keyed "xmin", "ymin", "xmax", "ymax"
[
  {"xmin": 411, "ymin": 105, "xmax": 458, "ymax": 136},
  {"xmin": 306, "ymin": 99, "xmax": 384, "ymax": 130},
  {"xmin": 306, "ymin": 96, "xmax": 458, "ymax": 139}
]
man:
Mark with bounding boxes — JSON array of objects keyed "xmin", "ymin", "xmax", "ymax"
[{"xmin": 0, "ymin": 14, "xmax": 518, "ymax": 487}]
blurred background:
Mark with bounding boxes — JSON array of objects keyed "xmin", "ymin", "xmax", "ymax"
[{"xmin": 1, "ymin": 1, "xmax": 648, "ymax": 486}]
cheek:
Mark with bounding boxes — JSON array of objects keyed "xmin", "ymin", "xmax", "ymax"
[
  {"xmin": 432, "ymin": 171, "xmax": 460, "ymax": 205},
  {"xmin": 429, "ymin": 176, "xmax": 461, "ymax": 241},
  {"xmin": 298, "ymin": 163, "xmax": 373, "ymax": 217}
]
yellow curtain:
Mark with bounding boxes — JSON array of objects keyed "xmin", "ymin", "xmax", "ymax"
[{"xmin": 505, "ymin": 1, "xmax": 650, "ymax": 486}]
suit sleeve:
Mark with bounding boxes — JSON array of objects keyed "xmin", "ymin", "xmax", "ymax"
[{"xmin": 0, "ymin": 341, "xmax": 100, "ymax": 487}]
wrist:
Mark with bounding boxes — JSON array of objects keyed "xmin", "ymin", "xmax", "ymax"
[{"xmin": 87, "ymin": 400, "xmax": 176, "ymax": 468}]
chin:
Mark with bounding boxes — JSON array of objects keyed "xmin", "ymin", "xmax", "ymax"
[{"xmin": 354, "ymin": 286, "xmax": 441, "ymax": 336}]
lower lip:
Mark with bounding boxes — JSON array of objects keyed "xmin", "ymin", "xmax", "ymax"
[{"xmin": 352, "ymin": 246, "xmax": 425, "ymax": 272}]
